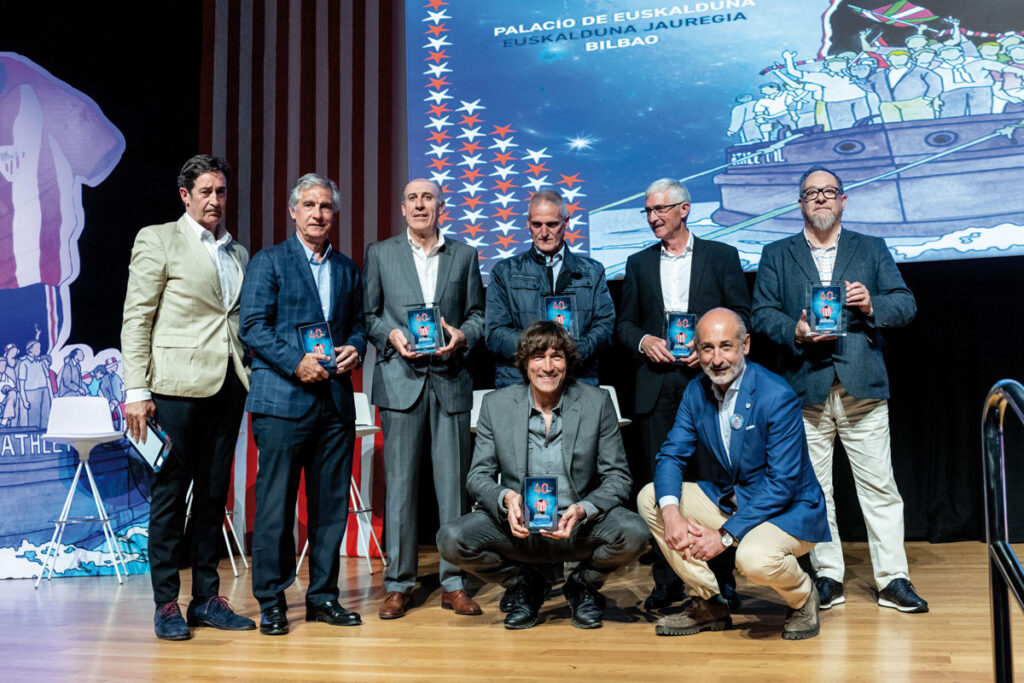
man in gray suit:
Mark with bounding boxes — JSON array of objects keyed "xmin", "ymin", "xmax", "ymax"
[
  {"xmin": 437, "ymin": 322, "xmax": 649, "ymax": 630},
  {"xmin": 363, "ymin": 178, "xmax": 486, "ymax": 619},
  {"xmin": 752, "ymin": 165, "xmax": 926, "ymax": 614}
]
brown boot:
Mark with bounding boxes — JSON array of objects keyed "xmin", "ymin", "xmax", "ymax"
[
  {"xmin": 655, "ymin": 595, "xmax": 731, "ymax": 636},
  {"xmin": 782, "ymin": 585, "xmax": 820, "ymax": 640}
]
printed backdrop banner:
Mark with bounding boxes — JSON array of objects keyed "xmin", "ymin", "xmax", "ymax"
[{"xmin": 405, "ymin": 0, "xmax": 1024, "ymax": 278}]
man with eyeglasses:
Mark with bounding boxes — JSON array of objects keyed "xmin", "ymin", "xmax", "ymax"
[
  {"xmin": 486, "ymin": 189, "xmax": 615, "ymax": 388},
  {"xmin": 752, "ymin": 165, "xmax": 926, "ymax": 614},
  {"xmin": 616, "ymin": 177, "xmax": 751, "ymax": 611}
]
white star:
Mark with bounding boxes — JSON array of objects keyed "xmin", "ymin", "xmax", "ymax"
[
  {"xmin": 492, "ymin": 220, "xmax": 518, "ymax": 235},
  {"xmin": 425, "ymin": 89, "xmax": 453, "ymax": 104},
  {"xmin": 491, "ymin": 165, "xmax": 518, "ymax": 180},
  {"xmin": 464, "ymin": 236, "xmax": 487, "ymax": 249},
  {"xmin": 524, "ymin": 175, "xmax": 549, "ymax": 191},
  {"xmin": 439, "ymin": 224, "xmax": 455, "ymax": 236},
  {"xmin": 491, "ymin": 192, "xmax": 517, "ymax": 207},
  {"xmin": 457, "ymin": 154, "xmax": 484, "ymax": 169},
  {"xmin": 424, "ymin": 36, "xmax": 452, "ymax": 50},
  {"xmin": 457, "ymin": 127, "xmax": 484, "ymax": 141},
  {"xmin": 426, "ymin": 116, "xmax": 452, "ymax": 131},
  {"xmin": 427, "ymin": 143, "xmax": 453, "ymax": 158},
  {"xmin": 424, "ymin": 63, "xmax": 453, "ymax": 77},
  {"xmin": 569, "ymin": 215, "xmax": 587, "ymax": 229},
  {"xmin": 490, "ymin": 138, "xmax": 518, "ymax": 152},
  {"xmin": 460, "ymin": 208, "xmax": 486, "ymax": 223},
  {"xmin": 459, "ymin": 181, "xmax": 484, "ymax": 196},
  {"xmin": 424, "ymin": 9, "xmax": 451, "ymax": 24},
  {"xmin": 522, "ymin": 148, "xmax": 552, "ymax": 163},
  {"xmin": 457, "ymin": 99, "xmax": 485, "ymax": 115},
  {"xmin": 495, "ymin": 247, "xmax": 518, "ymax": 259},
  {"xmin": 429, "ymin": 169, "xmax": 453, "ymax": 184},
  {"xmin": 560, "ymin": 187, "xmax": 586, "ymax": 201},
  {"xmin": 567, "ymin": 242, "xmax": 585, "ymax": 253}
]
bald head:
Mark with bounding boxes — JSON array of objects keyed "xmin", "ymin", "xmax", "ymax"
[{"xmin": 696, "ymin": 308, "xmax": 749, "ymax": 390}]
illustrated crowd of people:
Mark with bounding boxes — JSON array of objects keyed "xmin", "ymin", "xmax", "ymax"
[
  {"xmin": 121, "ymin": 154, "xmax": 925, "ymax": 644},
  {"xmin": 727, "ymin": 16, "xmax": 1024, "ymax": 142}
]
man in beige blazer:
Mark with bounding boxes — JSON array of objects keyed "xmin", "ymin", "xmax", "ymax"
[{"xmin": 121, "ymin": 154, "xmax": 254, "ymax": 640}]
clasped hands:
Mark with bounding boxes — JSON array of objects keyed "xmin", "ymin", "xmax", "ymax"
[
  {"xmin": 662, "ymin": 505, "xmax": 726, "ymax": 563},
  {"xmin": 503, "ymin": 490, "xmax": 584, "ymax": 540},
  {"xmin": 388, "ymin": 317, "xmax": 466, "ymax": 359},
  {"xmin": 296, "ymin": 344, "xmax": 360, "ymax": 383}
]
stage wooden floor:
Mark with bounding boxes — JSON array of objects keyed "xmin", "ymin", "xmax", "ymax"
[{"xmin": 3, "ymin": 542, "xmax": 1018, "ymax": 681}]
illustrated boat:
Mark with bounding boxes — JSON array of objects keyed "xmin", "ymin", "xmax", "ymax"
[{"xmin": 711, "ymin": 112, "xmax": 1024, "ymax": 238}]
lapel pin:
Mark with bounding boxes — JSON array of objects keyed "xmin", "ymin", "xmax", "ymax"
[
  {"xmin": 745, "ymin": 402, "xmax": 751, "ymax": 409},
  {"xmin": 730, "ymin": 414, "xmax": 743, "ymax": 430}
]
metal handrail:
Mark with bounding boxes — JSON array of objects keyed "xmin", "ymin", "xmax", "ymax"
[{"xmin": 982, "ymin": 379, "xmax": 1024, "ymax": 682}]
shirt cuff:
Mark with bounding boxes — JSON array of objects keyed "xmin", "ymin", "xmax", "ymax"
[
  {"xmin": 579, "ymin": 501, "xmax": 598, "ymax": 520},
  {"xmin": 498, "ymin": 488, "xmax": 514, "ymax": 515},
  {"xmin": 125, "ymin": 388, "xmax": 152, "ymax": 403},
  {"xmin": 638, "ymin": 334, "xmax": 651, "ymax": 353},
  {"xmin": 658, "ymin": 495, "xmax": 680, "ymax": 509}
]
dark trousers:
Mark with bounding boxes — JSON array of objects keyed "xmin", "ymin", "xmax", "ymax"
[
  {"xmin": 250, "ymin": 394, "xmax": 355, "ymax": 610},
  {"xmin": 437, "ymin": 507, "xmax": 649, "ymax": 589},
  {"xmin": 149, "ymin": 369, "xmax": 246, "ymax": 604},
  {"xmin": 636, "ymin": 368, "xmax": 731, "ymax": 590}
]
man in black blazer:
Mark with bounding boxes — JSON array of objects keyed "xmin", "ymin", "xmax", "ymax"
[{"xmin": 615, "ymin": 178, "xmax": 751, "ymax": 609}]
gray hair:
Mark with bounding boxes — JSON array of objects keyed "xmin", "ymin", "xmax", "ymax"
[
  {"xmin": 400, "ymin": 178, "xmax": 443, "ymax": 203},
  {"xmin": 798, "ymin": 165, "xmax": 845, "ymax": 195},
  {"xmin": 288, "ymin": 173, "xmax": 341, "ymax": 211},
  {"xmin": 645, "ymin": 177, "xmax": 691, "ymax": 204},
  {"xmin": 528, "ymin": 189, "xmax": 568, "ymax": 220}
]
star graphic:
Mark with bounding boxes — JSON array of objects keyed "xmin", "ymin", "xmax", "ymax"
[
  {"xmin": 459, "ymin": 140, "xmax": 483, "ymax": 154},
  {"xmin": 493, "ymin": 234, "xmax": 520, "ymax": 249},
  {"xmin": 492, "ymin": 178, "xmax": 517, "ymax": 192},
  {"xmin": 439, "ymin": 224, "xmax": 454, "ymax": 236},
  {"xmin": 424, "ymin": 0, "xmax": 447, "ymax": 11},
  {"xmin": 426, "ymin": 130, "xmax": 451, "ymax": 144},
  {"xmin": 557, "ymin": 173, "xmax": 583, "ymax": 188},
  {"xmin": 427, "ymin": 143, "xmax": 452, "ymax": 158},
  {"xmin": 564, "ymin": 201, "xmax": 582, "ymax": 215},
  {"xmin": 459, "ymin": 181, "xmax": 484, "ymax": 196},
  {"xmin": 524, "ymin": 175, "xmax": 550, "ymax": 191},
  {"xmin": 424, "ymin": 62, "xmax": 453, "ymax": 77},
  {"xmin": 491, "ymin": 123, "xmax": 516, "ymax": 137},
  {"xmin": 522, "ymin": 148, "xmax": 552, "ymax": 163},
  {"xmin": 457, "ymin": 99, "xmax": 485, "ymax": 114},
  {"xmin": 560, "ymin": 187, "xmax": 586, "ymax": 201},
  {"xmin": 464, "ymin": 236, "xmax": 487, "ymax": 249},
  {"xmin": 495, "ymin": 247, "xmax": 518, "ymax": 259},
  {"xmin": 459, "ymin": 168, "xmax": 484, "ymax": 182},
  {"xmin": 424, "ymin": 36, "xmax": 452, "ymax": 50},
  {"xmin": 491, "ymin": 220, "xmax": 518, "ymax": 235},
  {"xmin": 457, "ymin": 127, "xmax": 483, "ymax": 141},
  {"xmin": 429, "ymin": 169, "xmax": 453, "ymax": 184},
  {"xmin": 426, "ymin": 50, "xmax": 450, "ymax": 64},
  {"xmin": 461, "ymin": 196, "xmax": 485, "ymax": 209},
  {"xmin": 491, "ymin": 150, "xmax": 515, "ymax": 165},
  {"xmin": 461, "ymin": 222, "xmax": 486, "ymax": 237},
  {"xmin": 566, "ymin": 242, "xmax": 585, "ymax": 253},
  {"xmin": 425, "ymin": 9, "xmax": 451, "ymax": 24},
  {"xmin": 425, "ymin": 23, "xmax": 448, "ymax": 37},
  {"xmin": 425, "ymin": 89, "xmax": 453, "ymax": 104},
  {"xmin": 491, "ymin": 165, "xmax": 518, "ymax": 180},
  {"xmin": 425, "ymin": 116, "xmax": 451, "ymax": 131},
  {"xmin": 426, "ymin": 157, "xmax": 451, "ymax": 170},
  {"xmin": 491, "ymin": 192, "xmax": 517, "ymax": 208},
  {"xmin": 493, "ymin": 206, "xmax": 519, "ymax": 220},
  {"xmin": 426, "ymin": 76, "xmax": 450, "ymax": 90},
  {"xmin": 460, "ymin": 208, "xmax": 486, "ymax": 223},
  {"xmin": 459, "ymin": 113, "xmax": 483, "ymax": 127},
  {"xmin": 563, "ymin": 229, "xmax": 583, "ymax": 244},
  {"xmin": 457, "ymin": 154, "xmax": 484, "ymax": 169},
  {"xmin": 568, "ymin": 215, "xmax": 588, "ymax": 229},
  {"xmin": 427, "ymin": 103, "xmax": 450, "ymax": 117},
  {"xmin": 490, "ymin": 138, "xmax": 518, "ymax": 153},
  {"xmin": 526, "ymin": 162, "xmax": 549, "ymax": 176}
]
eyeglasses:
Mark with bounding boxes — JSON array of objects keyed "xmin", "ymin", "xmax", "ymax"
[
  {"xmin": 641, "ymin": 202, "xmax": 684, "ymax": 216},
  {"xmin": 800, "ymin": 187, "xmax": 842, "ymax": 201}
]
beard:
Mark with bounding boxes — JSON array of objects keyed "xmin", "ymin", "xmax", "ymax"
[
  {"xmin": 702, "ymin": 356, "xmax": 745, "ymax": 387},
  {"xmin": 807, "ymin": 208, "xmax": 838, "ymax": 232}
]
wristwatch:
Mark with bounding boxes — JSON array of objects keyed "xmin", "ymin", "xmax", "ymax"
[{"xmin": 720, "ymin": 530, "xmax": 735, "ymax": 547}]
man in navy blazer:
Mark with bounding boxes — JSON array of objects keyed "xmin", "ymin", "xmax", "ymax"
[
  {"xmin": 638, "ymin": 308, "xmax": 829, "ymax": 640},
  {"xmin": 240, "ymin": 173, "xmax": 366, "ymax": 636},
  {"xmin": 752, "ymin": 165, "xmax": 926, "ymax": 614}
]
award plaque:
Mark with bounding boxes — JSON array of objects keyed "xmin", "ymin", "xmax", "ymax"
[
  {"xmin": 544, "ymin": 295, "xmax": 577, "ymax": 336},
  {"xmin": 665, "ymin": 311, "xmax": 697, "ymax": 358},
  {"xmin": 523, "ymin": 476, "xmax": 557, "ymax": 533},
  {"xmin": 807, "ymin": 282, "xmax": 846, "ymax": 336},
  {"xmin": 406, "ymin": 305, "xmax": 445, "ymax": 352},
  {"xmin": 297, "ymin": 322, "xmax": 337, "ymax": 369}
]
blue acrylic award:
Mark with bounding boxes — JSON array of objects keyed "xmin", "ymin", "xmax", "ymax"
[
  {"xmin": 523, "ymin": 476, "xmax": 558, "ymax": 533},
  {"xmin": 544, "ymin": 295, "xmax": 577, "ymax": 336},
  {"xmin": 665, "ymin": 311, "xmax": 697, "ymax": 358},
  {"xmin": 406, "ymin": 305, "xmax": 445, "ymax": 352},
  {"xmin": 297, "ymin": 322, "xmax": 336, "ymax": 369},
  {"xmin": 808, "ymin": 283, "xmax": 846, "ymax": 336}
]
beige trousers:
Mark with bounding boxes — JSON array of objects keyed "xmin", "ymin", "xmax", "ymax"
[{"xmin": 638, "ymin": 482, "xmax": 815, "ymax": 608}]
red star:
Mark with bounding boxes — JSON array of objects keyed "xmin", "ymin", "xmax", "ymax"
[
  {"xmin": 557, "ymin": 173, "xmax": 583, "ymax": 188},
  {"xmin": 438, "ymin": 210, "xmax": 451, "ymax": 224},
  {"xmin": 491, "ymin": 151, "xmax": 516, "ymax": 165},
  {"xmin": 461, "ymin": 223, "xmax": 486, "ymax": 237},
  {"xmin": 426, "ymin": 50, "xmax": 449, "ymax": 64},
  {"xmin": 461, "ymin": 196, "xmax": 485, "ymax": 209},
  {"xmin": 526, "ymin": 162, "xmax": 549, "ymax": 176},
  {"xmin": 427, "ymin": 103, "xmax": 450, "ymax": 117},
  {"xmin": 493, "ymin": 206, "xmax": 518, "ymax": 220},
  {"xmin": 426, "ymin": 76, "xmax": 451, "ymax": 90},
  {"xmin": 459, "ymin": 113, "xmax": 483, "ymax": 127},
  {"xmin": 492, "ymin": 179, "xmax": 517, "ymax": 192},
  {"xmin": 426, "ymin": 157, "xmax": 451, "ymax": 170},
  {"xmin": 494, "ymin": 234, "xmax": 520, "ymax": 248},
  {"xmin": 460, "ymin": 168, "xmax": 484, "ymax": 181},
  {"xmin": 427, "ymin": 130, "xmax": 451, "ymax": 143},
  {"xmin": 460, "ymin": 140, "xmax": 483, "ymax": 154},
  {"xmin": 491, "ymin": 123, "xmax": 516, "ymax": 137},
  {"xmin": 563, "ymin": 229, "xmax": 583, "ymax": 245},
  {"xmin": 424, "ymin": 0, "xmax": 447, "ymax": 10},
  {"xmin": 425, "ymin": 23, "xmax": 448, "ymax": 37},
  {"xmin": 564, "ymin": 201, "xmax": 582, "ymax": 216}
]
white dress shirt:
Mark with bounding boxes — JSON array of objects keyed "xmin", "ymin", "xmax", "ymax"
[
  {"xmin": 408, "ymin": 228, "xmax": 444, "ymax": 305},
  {"xmin": 638, "ymin": 237, "xmax": 694, "ymax": 352}
]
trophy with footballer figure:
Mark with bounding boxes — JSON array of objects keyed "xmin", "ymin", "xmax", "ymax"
[{"xmin": 807, "ymin": 282, "xmax": 846, "ymax": 336}]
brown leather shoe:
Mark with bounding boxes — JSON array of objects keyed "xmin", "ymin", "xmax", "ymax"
[
  {"xmin": 378, "ymin": 592, "xmax": 410, "ymax": 620},
  {"xmin": 441, "ymin": 589, "xmax": 482, "ymax": 616}
]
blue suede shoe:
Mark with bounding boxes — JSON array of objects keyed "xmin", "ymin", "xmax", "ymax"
[
  {"xmin": 186, "ymin": 596, "xmax": 256, "ymax": 630},
  {"xmin": 155, "ymin": 601, "xmax": 191, "ymax": 641}
]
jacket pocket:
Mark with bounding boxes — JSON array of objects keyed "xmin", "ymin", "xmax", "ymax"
[{"xmin": 154, "ymin": 334, "xmax": 198, "ymax": 348}]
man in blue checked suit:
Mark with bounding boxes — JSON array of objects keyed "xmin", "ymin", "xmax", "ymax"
[
  {"xmin": 637, "ymin": 308, "xmax": 829, "ymax": 640},
  {"xmin": 240, "ymin": 173, "xmax": 366, "ymax": 636}
]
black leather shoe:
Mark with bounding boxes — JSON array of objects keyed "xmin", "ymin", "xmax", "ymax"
[
  {"xmin": 187, "ymin": 596, "xmax": 256, "ymax": 630},
  {"xmin": 644, "ymin": 583, "xmax": 684, "ymax": 610},
  {"xmin": 499, "ymin": 589, "xmax": 514, "ymax": 613},
  {"xmin": 504, "ymin": 579, "xmax": 547, "ymax": 630},
  {"xmin": 563, "ymin": 577, "xmax": 605, "ymax": 629},
  {"xmin": 719, "ymin": 580, "xmax": 741, "ymax": 612},
  {"xmin": 816, "ymin": 577, "xmax": 845, "ymax": 610},
  {"xmin": 154, "ymin": 601, "xmax": 191, "ymax": 641},
  {"xmin": 306, "ymin": 600, "xmax": 362, "ymax": 626},
  {"xmin": 878, "ymin": 578, "xmax": 928, "ymax": 613},
  {"xmin": 260, "ymin": 605, "xmax": 289, "ymax": 636}
]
